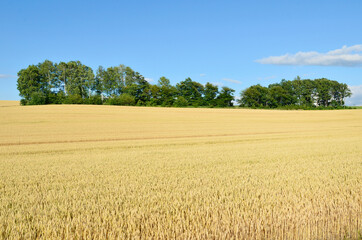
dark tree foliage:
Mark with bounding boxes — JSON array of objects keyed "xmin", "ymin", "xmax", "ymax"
[
  {"xmin": 204, "ymin": 82, "xmax": 219, "ymax": 106},
  {"xmin": 238, "ymin": 77, "xmax": 352, "ymax": 109},
  {"xmin": 17, "ymin": 65, "xmax": 49, "ymax": 102},
  {"xmin": 17, "ymin": 60, "xmax": 235, "ymax": 107},
  {"xmin": 216, "ymin": 87, "xmax": 235, "ymax": 107},
  {"xmin": 176, "ymin": 78, "xmax": 204, "ymax": 106}
]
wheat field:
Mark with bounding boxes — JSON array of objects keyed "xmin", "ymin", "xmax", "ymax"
[{"xmin": 0, "ymin": 100, "xmax": 361, "ymax": 239}]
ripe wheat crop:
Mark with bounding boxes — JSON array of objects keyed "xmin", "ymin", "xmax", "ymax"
[{"xmin": 0, "ymin": 101, "xmax": 361, "ymax": 239}]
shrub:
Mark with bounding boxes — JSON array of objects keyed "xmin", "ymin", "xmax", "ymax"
[
  {"xmin": 174, "ymin": 96, "xmax": 188, "ymax": 107},
  {"xmin": 20, "ymin": 99, "xmax": 28, "ymax": 105},
  {"xmin": 146, "ymin": 99, "xmax": 159, "ymax": 107},
  {"xmin": 105, "ymin": 94, "xmax": 136, "ymax": 106},
  {"xmin": 118, "ymin": 94, "xmax": 136, "ymax": 106},
  {"xmin": 136, "ymin": 100, "xmax": 145, "ymax": 106},
  {"xmin": 62, "ymin": 95, "xmax": 84, "ymax": 104},
  {"xmin": 48, "ymin": 92, "xmax": 65, "ymax": 104},
  {"xmin": 28, "ymin": 92, "xmax": 47, "ymax": 105},
  {"xmin": 83, "ymin": 95, "xmax": 103, "ymax": 105}
]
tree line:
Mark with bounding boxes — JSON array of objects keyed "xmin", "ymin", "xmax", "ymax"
[
  {"xmin": 238, "ymin": 77, "xmax": 352, "ymax": 109},
  {"xmin": 17, "ymin": 60, "xmax": 352, "ymax": 109},
  {"xmin": 17, "ymin": 60, "xmax": 235, "ymax": 107}
]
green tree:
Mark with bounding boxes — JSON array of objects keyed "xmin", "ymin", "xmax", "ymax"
[
  {"xmin": 134, "ymin": 72, "xmax": 151, "ymax": 105},
  {"xmin": 279, "ymin": 79, "xmax": 297, "ymax": 105},
  {"xmin": 174, "ymin": 96, "xmax": 188, "ymax": 107},
  {"xmin": 56, "ymin": 61, "xmax": 69, "ymax": 95},
  {"xmin": 158, "ymin": 76, "xmax": 176, "ymax": 106},
  {"xmin": 239, "ymin": 78, "xmax": 351, "ymax": 109},
  {"xmin": 239, "ymin": 84, "xmax": 268, "ymax": 107},
  {"xmin": 38, "ymin": 60, "xmax": 56, "ymax": 91},
  {"xmin": 99, "ymin": 65, "xmax": 125, "ymax": 96},
  {"xmin": 106, "ymin": 93, "xmax": 136, "ymax": 106},
  {"xmin": 176, "ymin": 78, "xmax": 204, "ymax": 106},
  {"xmin": 338, "ymin": 83, "xmax": 352, "ymax": 106},
  {"xmin": 149, "ymin": 84, "xmax": 161, "ymax": 106},
  {"xmin": 216, "ymin": 86, "xmax": 235, "ymax": 107},
  {"xmin": 17, "ymin": 65, "xmax": 48, "ymax": 104},
  {"xmin": 300, "ymin": 79, "xmax": 315, "ymax": 106},
  {"xmin": 95, "ymin": 66, "xmax": 106, "ymax": 97},
  {"xmin": 65, "ymin": 61, "xmax": 95, "ymax": 99},
  {"xmin": 204, "ymin": 82, "xmax": 219, "ymax": 106},
  {"xmin": 28, "ymin": 92, "xmax": 47, "ymax": 105},
  {"xmin": 315, "ymin": 78, "xmax": 332, "ymax": 107},
  {"xmin": 267, "ymin": 85, "xmax": 290, "ymax": 108}
]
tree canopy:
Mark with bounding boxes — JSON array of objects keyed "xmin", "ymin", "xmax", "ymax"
[
  {"xmin": 17, "ymin": 61, "xmax": 352, "ymax": 109},
  {"xmin": 17, "ymin": 60, "xmax": 235, "ymax": 108},
  {"xmin": 238, "ymin": 77, "xmax": 352, "ymax": 109}
]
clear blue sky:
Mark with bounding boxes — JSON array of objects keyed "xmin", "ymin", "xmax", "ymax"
[{"xmin": 1, "ymin": 0, "xmax": 361, "ymax": 105}]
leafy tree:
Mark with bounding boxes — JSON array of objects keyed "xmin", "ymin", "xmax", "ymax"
[
  {"xmin": 98, "ymin": 65, "xmax": 125, "ymax": 96},
  {"xmin": 56, "ymin": 61, "xmax": 69, "ymax": 95},
  {"xmin": 279, "ymin": 79, "xmax": 297, "ymax": 105},
  {"xmin": 38, "ymin": 60, "xmax": 56, "ymax": 92},
  {"xmin": 106, "ymin": 93, "xmax": 136, "ymax": 106},
  {"xmin": 62, "ymin": 94, "xmax": 84, "ymax": 104},
  {"xmin": 55, "ymin": 61, "xmax": 95, "ymax": 99},
  {"xmin": 315, "ymin": 78, "xmax": 335, "ymax": 107},
  {"xmin": 337, "ymin": 83, "xmax": 352, "ymax": 106},
  {"xmin": 300, "ymin": 79, "xmax": 315, "ymax": 106},
  {"xmin": 17, "ymin": 65, "xmax": 48, "ymax": 104},
  {"xmin": 95, "ymin": 66, "xmax": 106, "ymax": 97},
  {"xmin": 118, "ymin": 93, "xmax": 136, "ymax": 105},
  {"xmin": 149, "ymin": 84, "xmax": 161, "ymax": 106},
  {"xmin": 239, "ymin": 78, "xmax": 351, "ymax": 109},
  {"xmin": 122, "ymin": 67, "xmax": 150, "ymax": 105},
  {"xmin": 18, "ymin": 61, "xmax": 352, "ymax": 109},
  {"xmin": 134, "ymin": 73, "xmax": 151, "ymax": 105},
  {"xmin": 267, "ymin": 85, "xmax": 291, "ymax": 107},
  {"xmin": 28, "ymin": 91, "xmax": 47, "ymax": 105},
  {"xmin": 204, "ymin": 82, "xmax": 219, "ymax": 106},
  {"xmin": 174, "ymin": 96, "xmax": 188, "ymax": 107},
  {"xmin": 83, "ymin": 95, "xmax": 103, "ymax": 105},
  {"xmin": 65, "ymin": 61, "xmax": 95, "ymax": 98},
  {"xmin": 239, "ymin": 84, "xmax": 268, "ymax": 107},
  {"xmin": 216, "ymin": 86, "xmax": 235, "ymax": 107},
  {"xmin": 176, "ymin": 78, "xmax": 204, "ymax": 106},
  {"xmin": 158, "ymin": 76, "xmax": 176, "ymax": 106}
]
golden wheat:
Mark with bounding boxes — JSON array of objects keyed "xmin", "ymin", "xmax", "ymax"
[{"xmin": 0, "ymin": 101, "xmax": 361, "ymax": 239}]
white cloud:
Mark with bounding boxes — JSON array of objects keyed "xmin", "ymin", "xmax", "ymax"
[
  {"xmin": 200, "ymin": 73, "xmax": 206, "ymax": 77},
  {"xmin": 144, "ymin": 77, "xmax": 154, "ymax": 83},
  {"xmin": 222, "ymin": 78, "xmax": 242, "ymax": 84},
  {"xmin": 0, "ymin": 74, "xmax": 16, "ymax": 79},
  {"xmin": 256, "ymin": 45, "xmax": 362, "ymax": 67},
  {"xmin": 345, "ymin": 85, "xmax": 362, "ymax": 106}
]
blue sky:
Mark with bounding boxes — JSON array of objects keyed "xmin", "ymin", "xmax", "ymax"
[{"xmin": 1, "ymin": 0, "xmax": 362, "ymax": 105}]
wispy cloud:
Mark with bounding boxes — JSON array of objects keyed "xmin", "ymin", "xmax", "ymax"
[
  {"xmin": 256, "ymin": 45, "xmax": 362, "ymax": 67},
  {"xmin": 0, "ymin": 74, "xmax": 16, "ymax": 79},
  {"xmin": 346, "ymin": 85, "xmax": 362, "ymax": 106},
  {"xmin": 200, "ymin": 73, "xmax": 206, "ymax": 77},
  {"xmin": 222, "ymin": 78, "xmax": 242, "ymax": 84}
]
